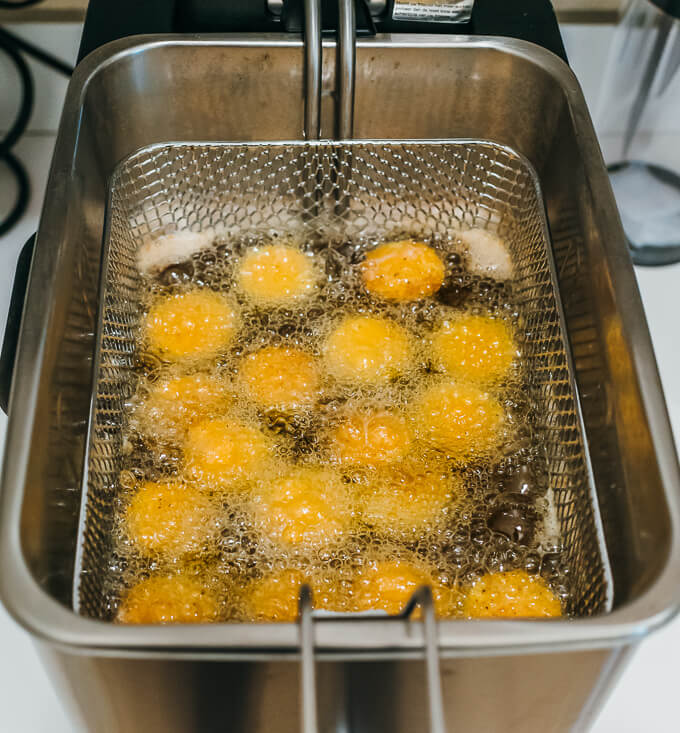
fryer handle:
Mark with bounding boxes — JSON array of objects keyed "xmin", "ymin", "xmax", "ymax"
[
  {"xmin": 298, "ymin": 585, "xmax": 447, "ymax": 733},
  {"xmin": 0, "ymin": 234, "xmax": 35, "ymax": 414}
]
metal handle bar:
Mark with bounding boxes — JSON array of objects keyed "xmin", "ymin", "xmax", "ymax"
[
  {"xmin": 298, "ymin": 584, "xmax": 448, "ymax": 733},
  {"xmin": 299, "ymin": 584, "xmax": 319, "ymax": 733},
  {"xmin": 298, "ymin": 6, "xmax": 444, "ymax": 730},
  {"xmin": 304, "ymin": 0, "xmax": 356, "ymax": 140},
  {"xmin": 337, "ymin": 0, "xmax": 356, "ymax": 138},
  {"xmin": 400, "ymin": 586, "xmax": 448, "ymax": 733},
  {"xmin": 304, "ymin": 0, "xmax": 322, "ymax": 140}
]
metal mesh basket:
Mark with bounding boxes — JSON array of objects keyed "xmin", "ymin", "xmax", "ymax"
[{"xmin": 78, "ymin": 140, "xmax": 612, "ymax": 619}]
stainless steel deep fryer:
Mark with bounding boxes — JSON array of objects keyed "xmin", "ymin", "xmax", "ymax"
[{"xmin": 1, "ymin": 3, "xmax": 680, "ymax": 732}]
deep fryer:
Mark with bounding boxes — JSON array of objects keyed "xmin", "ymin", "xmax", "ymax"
[{"xmin": 0, "ymin": 2, "xmax": 679, "ymax": 732}]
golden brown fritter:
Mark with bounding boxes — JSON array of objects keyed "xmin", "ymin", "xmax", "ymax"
[
  {"xmin": 237, "ymin": 243, "xmax": 318, "ymax": 304},
  {"xmin": 251, "ymin": 467, "xmax": 354, "ymax": 547},
  {"xmin": 323, "ymin": 315, "xmax": 410, "ymax": 385},
  {"xmin": 145, "ymin": 289, "xmax": 238, "ymax": 360},
  {"xmin": 240, "ymin": 346, "xmax": 320, "ymax": 410},
  {"xmin": 432, "ymin": 314, "xmax": 518, "ymax": 388},
  {"xmin": 245, "ymin": 569, "xmax": 346, "ymax": 622},
  {"xmin": 415, "ymin": 381, "xmax": 504, "ymax": 463},
  {"xmin": 117, "ymin": 574, "xmax": 221, "ymax": 624},
  {"xmin": 351, "ymin": 559, "xmax": 459, "ymax": 617},
  {"xmin": 135, "ymin": 371, "xmax": 230, "ymax": 441},
  {"xmin": 184, "ymin": 418, "xmax": 271, "ymax": 489},
  {"xmin": 361, "ymin": 240, "xmax": 445, "ymax": 301},
  {"xmin": 330, "ymin": 409, "xmax": 411, "ymax": 467},
  {"xmin": 125, "ymin": 481, "xmax": 219, "ymax": 557},
  {"xmin": 462, "ymin": 570, "xmax": 562, "ymax": 618},
  {"xmin": 357, "ymin": 460, "xmax": 463, "ymax": 537}
]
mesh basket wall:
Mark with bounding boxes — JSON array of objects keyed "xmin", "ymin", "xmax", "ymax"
[{"xmin": 78, "ymin": 141, "xmax": 611, "ymax": 619}]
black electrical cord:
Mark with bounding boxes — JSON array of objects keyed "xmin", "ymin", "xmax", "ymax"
[
  {"xmin": 0, "ymin": 25, "xmax": 34, "ymax": 237},
  {"xmin": 0, "ymin": 0, "xmax": 45, "ymax": 8},
  {"xmin": 0, "ymin": 21, "xmax": 74, "ymax": 236},
  {"xmin": 0, "ymin": 28, "xmax": 34, "ymax": 154},
  {"xmin": 0, "ymin": 25, "xmax": 75, "ymax": 75},
  {"xmin": 0, "ymin": 152, "xmax": 31, "ymax": 237}
]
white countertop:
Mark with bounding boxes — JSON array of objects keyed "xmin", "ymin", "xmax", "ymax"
[{"xmin": 0, "ymin": 133, "xmax": 678, "ymax": 733}]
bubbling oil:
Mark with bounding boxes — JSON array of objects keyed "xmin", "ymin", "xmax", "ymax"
[{"xmin": 106, "ymin": 232, "xmax": 572, "ymax": 623}]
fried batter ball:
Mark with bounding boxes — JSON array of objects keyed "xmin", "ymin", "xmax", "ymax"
[
  {"xmin": 137, "ymin": 230, "xmax": 211, "ymax": 277},
  {"xmin": 459, "ymin": 228, "xmax": 514, "ymax": 281},
  {"xmin": 462, "ymin": 569, "xmax": 562, "ymax": 618},
  {"xmin": 240, "ymin": 346, "xmax": 320, "ymax": 410},
  {"xmin": 415, "ymin": 381, "xmax": 504, "ymax": 463},
  {"xmin": 323, "ymin": 315, "xmax": 410, "ymax": 384},
  {"xmin": 125, "ymin": 481, "xmax": 219, "ymax": 557},
  {"xmin": 351, "ymin": 559, "xmax": 459, "ymax": 617},
  {"xmin": 237, "ymin": 243, "xmax": 317, "ymax": 304},
  {"xmin": 145, "ymin": 289, "xmax": 238, "ymax": 360},
  {"xmin": 357, "ymin": 460, "xmax": 463, "ymax": 537},
  {"xmin": 251, "ymin": 467, "xmax": 354, "ymax": 547},
  {"xmin": 136, "ymin": 372, "xmax": 230, "ymax": 441},
  {"xmin": 330, "ymin": 409, "xmax": 411, "ymax": 467},
  {"xmin": 246, "ymin": 569, "xmax": 346, "ymax": 622},
  {"xmin": 184, "ymin": 418, "xmax": 270, "ymax": 489},
  {"xmin": 117, "ymin": 574, "xmax": 221, "ymax": 624},
  {"xmin": 360, "ymin": 240, "xmax": 445, "ymax": 301},
  {"xmin": 432, "ymin": 314, "xmax": 518, "ymax": 388}
]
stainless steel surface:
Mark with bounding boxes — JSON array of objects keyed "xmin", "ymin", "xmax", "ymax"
[
  {"xmin": 1, "ymin": 33, "xmax": 679, "ymax": 733},
  {"xmin": 37, "ymin": 644, "xmax": 631, "ymax": 732},
  {"xmin": 337, "ymin": 0, "xmax": 356, "ymax": 138},
  {"xmin": 305, "ymin": 0, "xmax": 322, "ymax": 140},
  {"xmin": 84, "ymin": 139, "xmax": 610, "ymax": 621}
]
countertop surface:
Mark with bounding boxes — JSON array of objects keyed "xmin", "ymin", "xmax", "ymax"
[{"xmin": 0, "ymin": 132, "xmax": 679, "ymax": 733}]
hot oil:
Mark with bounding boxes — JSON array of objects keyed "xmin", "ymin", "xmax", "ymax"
[{"xmin": 104, "ymin": 233, "xmax": 572, "ymax": 621}]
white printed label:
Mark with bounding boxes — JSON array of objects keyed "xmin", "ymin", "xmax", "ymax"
[{"xmin": 392, "ymin": 0, "xmax": 474, "ymax": 23}]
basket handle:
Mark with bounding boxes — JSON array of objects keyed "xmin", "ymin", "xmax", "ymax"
[
  {"xmin": 303, "ymin": 0, "xmax": 356, "ymax": 140},
  {"xmin": 299, "ymin": 585, "xmax": 319, "ymax": 733},
  {"xmin": 0, "ymin": 234, "xmax": 35, "ymax": 414},
  {"xmin": 298, "ymin": 584, "xmax": 447, "ymax": 733},
  {"xmin": 337, "ymin": 0, "xmax": 356, "ymax": 139},
  {"xmin": 400, "ymin": 587, "xmax": 448, "ymax": 733},
  {"xmin": 304, "ymin": 0, "xmax": 322, "ymax": 140}
]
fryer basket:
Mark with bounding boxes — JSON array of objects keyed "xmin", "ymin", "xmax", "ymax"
[{"xmin": 79, "ymin": 140, "xmax": 612, "ymax": 620}]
